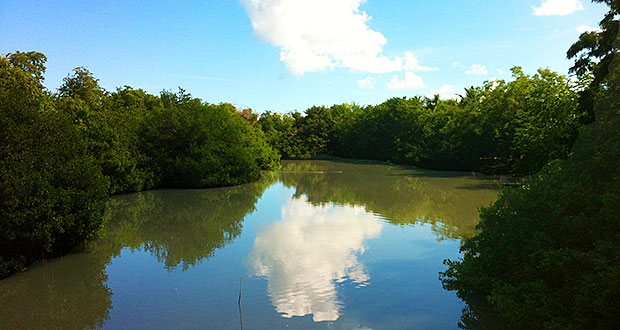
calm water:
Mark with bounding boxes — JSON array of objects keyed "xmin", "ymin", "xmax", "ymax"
[{"xmin": 0, "ymin": 160, "xmax": 499, "ymax": 330}]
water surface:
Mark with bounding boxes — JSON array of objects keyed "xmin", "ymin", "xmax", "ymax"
[{"xmin": 0, "ymin": 160, "xmax": 499, "ymax": 330}]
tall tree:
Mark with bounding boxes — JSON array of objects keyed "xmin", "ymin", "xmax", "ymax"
[
  {"xmin": 567, "ymin": 0, "xmax": 619, "ymax": 86},
  {"xmin": 5, "ymin": 51, "xmax": 47, "ymax": 83}
]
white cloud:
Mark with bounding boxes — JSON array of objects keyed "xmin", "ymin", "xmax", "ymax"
[
  {"xmin": 430, "ymin": 84, "xmax": 458, "ymax": 100},
  {"xmin": 497, "ymin": 68, "xmax": 505, "ymax": 75},
  {"xmin": 242, "ymin": 0, "xmax": 403, "ymax": 75},
  {"xmin": 466, "ymin": 64, "xmax": 488, "ymax": 75},
  {"xmin": 279, "ymin": 49, "xmax": 337, "ymax": 74},
  {"xmin": 576, "ymin": 24, "xmax": 601, "ymax": 34},
  {"xmin": 342, "ymin": 54, "xmax": 403, "ymax": 74},
  {"xmin": 386, "ymin": 72, "xmax": 425, "ymax": 90},
  {"xmin": 403, "ymin": 52, "xmax": 437, "ymax": 72},
  {"xmin": 533, "ymin": 0, "xmax": 584, "ymax": 16},
  {"xmin": 357, "ymin": 76, "xmax": 376, "ymax": 89},
  {"xmin": 247, "ymin": 198, "xmax": 382, "ymax": 322}
]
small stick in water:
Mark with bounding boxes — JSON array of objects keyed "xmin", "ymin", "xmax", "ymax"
[
  {"xmin": 238, "ymin": 276, "xmax": 244, "ymax": 330},
  {"xmin": 238, "ymin": 276, "xmax": 243, "ymax": 305}
]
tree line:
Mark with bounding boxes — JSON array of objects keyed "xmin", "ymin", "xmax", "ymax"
[
  {"xmin": 257, "ymin": 67, "xmax": 587, "ymax": 175},
  {"xmin": 0, "ymin": 52, "xmax": 600, "ymax": 281},
  {"xmin": 0, "ymin": 54, "xmax": 278, "ymax": 277}
]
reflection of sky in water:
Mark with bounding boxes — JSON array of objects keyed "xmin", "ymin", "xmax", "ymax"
[
  {"xmin": 1, "ymin": 162, "xmax": 496, "ymax": 330},
  {"xmin": 248, "ymin": 197, "xmax": 383, "ymax": 322}
]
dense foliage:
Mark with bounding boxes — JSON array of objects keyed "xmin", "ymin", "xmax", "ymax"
[
  {"xmin": 441, "ymin": 70, "xmax": 620, "ymax": 330},
  {"xmin": 141, "ymin": 90, "xmax": 278, "ymax": 188},
  {"xmin": 441, "ymin": 2, "xmax": 620, "ymax": 328},
  {"xmin": 56, "ymin": 69, "xmax": 158, "ymax": 194},
  {"xmin": 258, "ymin": 68, "xmax": 584, "ymax": 175},
  {"xmin": 0, "ymin": 53, "xmax": 109, "ymax": 278},
  {"xmin": 0, "ymin": 52, "xmax": 278, "ymax": 278}
]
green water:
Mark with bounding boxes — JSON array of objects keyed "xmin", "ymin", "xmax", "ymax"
[{"xmin": 0, "ymin": 160, "xmax": 499, "ymax": 329}]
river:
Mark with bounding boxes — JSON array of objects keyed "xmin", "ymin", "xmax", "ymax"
[{"xmin": 0, "ymin": 160, "xmax": 499, "ymax": 330}]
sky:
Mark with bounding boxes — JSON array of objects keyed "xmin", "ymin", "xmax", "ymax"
[{"xmin": 0, "ymin": 0, "xmax": 608, "ymax": 112}]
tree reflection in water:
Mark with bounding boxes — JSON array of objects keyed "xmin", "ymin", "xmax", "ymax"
[
  {"xmin": 0, "ymin": 176, "xmax": 273, "ymax": 330},
  {"xmin": 0, "ymin": 161, "xmax": 499, "ymax": 329},
  {"xmin": 278, "ymin": 160, "xmax": 498, "ymax": 240}
]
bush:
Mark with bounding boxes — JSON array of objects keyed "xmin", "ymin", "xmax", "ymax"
[
  {"xmin": 56, "ymin": 70, "xmax": 159, "ymax": 194},
  {"xmin": 0, "ymin": 53, "xmax": 109, "ymax": 278},
  {"xmin": 140, "ymin": 90, "xmax": 279, "ymax": 188},
  {"xmin": 440, "ymin": 64, "xmax": 620, "ymax": 329}
]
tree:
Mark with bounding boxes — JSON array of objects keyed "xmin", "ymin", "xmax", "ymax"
[
  {"xmin": 259, "ymin": 111, "xmax": 304, "ymax": 157},
  {"xmin": 441, "ymin": 2, "xmax": 620, "ymax": 328},
  {"xmin": 56, "ymin": 69, "xmax": 154, "ymax": 194},
  {"xmin": 140, "ymin": 90, "xmax": 279, "ymax": 188},
  {"xmin": 296, "ymin": 106, "xmax": 336, "ymax": 156},
  {"xmin": 567, "ymin": 0, "xmax": 619, "ymax": 122},
  {"xmin": 0, "ymin": 53, "xmax": 109, "ymax": 278},
  {"xmin": 5, "ymin": 51, "xmax": 47, "ymax": 83},
  {"xmin": 567, "ymin": 0, "xmax": 619, "ymax": 86}
]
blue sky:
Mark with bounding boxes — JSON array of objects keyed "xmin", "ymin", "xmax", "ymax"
[{"xmin": 0, "ymin": 0, "xmax": 607, "ymax": 112}]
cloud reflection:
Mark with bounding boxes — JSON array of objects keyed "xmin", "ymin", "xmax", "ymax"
[{"xmin": 248, "ymin": 197, "xmax": 383, "ymax": 321}]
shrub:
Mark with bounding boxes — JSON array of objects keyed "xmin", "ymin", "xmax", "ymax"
[{"xmin": 0, "ymin": 53, "xmax": 109, "ymax": 278}]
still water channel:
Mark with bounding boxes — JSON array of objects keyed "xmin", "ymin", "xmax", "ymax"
[{"xmin": 0, "ymin": 160, "xmax": 499, "ymax": 330}]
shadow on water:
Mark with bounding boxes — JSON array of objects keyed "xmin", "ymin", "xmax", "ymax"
[
  {"xmin": 456, "ymin": 182, "xmax": 503, "ymax": 191},
  {"xmin": 304, "ymin": 155, "xmax": 502, "ymax": 179}
]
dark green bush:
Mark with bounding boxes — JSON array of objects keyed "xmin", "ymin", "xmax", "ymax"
[
  {"xmin": 0, "ymin": 53, "xmax": 109, "ymax": 278},
  {"xmin": 440, "ymin": 63, "xmax": 620, "ymax": 329},
  {"xmin": 140, "ymin": 90, "xmax": 279, "ymax": 188},
  {"xmin": 56, "ymin": 70, "xmax": 159, "ymax": 194}
]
